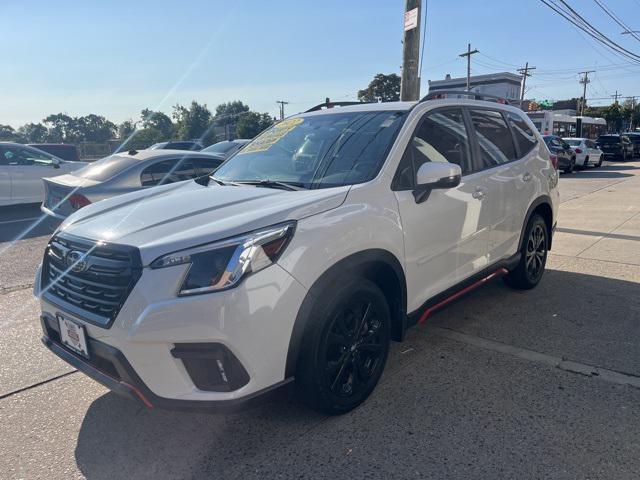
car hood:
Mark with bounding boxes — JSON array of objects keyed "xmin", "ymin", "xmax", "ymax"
[{"xmin": 58, "ymin": 180, "xmax": 350, "ymax": 265}]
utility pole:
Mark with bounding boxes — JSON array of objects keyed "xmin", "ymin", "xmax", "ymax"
[
  {"xmin": 400, "ymin": 0, "xmax": 422, "ymax": 101},
  {"xmin": 578, "ymin": 71, "xmax": 594, "ymax": 116},
  {"xmin": 459, "ymin": 43, "xmax": 479, "ymax": 92},
  {"xmin": 629, "ymin": 96, "xmax": 637, "ymax": 131},
  {"xmin": 517, "ymin": 62, "xmax": 536, "ymax": 106},
  {"xmin": 611, "ymin": 90, "xmax": 621, "ymax": 104},
  {"xmin": 276, "ymin": 100, "xmax": 289, "ymax": 121}
]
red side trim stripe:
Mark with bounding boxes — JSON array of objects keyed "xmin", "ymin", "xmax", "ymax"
[{"xmin": 417, "ymin": 268, "xmax": 508, "ymax": 325}]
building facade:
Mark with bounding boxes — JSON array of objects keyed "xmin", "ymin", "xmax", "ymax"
[{"xmin": 428, "ymin": 72, "xmax": 523, "ymax": 102}]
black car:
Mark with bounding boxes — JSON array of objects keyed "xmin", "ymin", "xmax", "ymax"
[
  {"xmin": 148, "ymin": 140, "xmax": 203, "ymax": 151},
  {"xmin": 27, "ymin": 143, "xmax": 80, "ymax": 161},
  {"xmin": 543, "ymin": 135, "xmax": 576, "ymax": 173},
  {"xmin": 596, "ymin": 134, "xmax": 634, "ymax": 161},
  {"xmin": 623, "ymin": 133, "xmax": 640, "ymax": 158}
]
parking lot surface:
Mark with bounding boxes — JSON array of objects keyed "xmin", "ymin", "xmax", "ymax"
[{"xmin": 1, "ymin": 162, "xmax": 640, "ymax": 479}]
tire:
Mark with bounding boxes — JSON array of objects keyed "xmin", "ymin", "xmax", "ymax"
[
  {"xmin": 566, "ymin": 158, "xmax": 575, "ymax": 174},
  {"xmin": 583, "ymin": 156, "xmax": 589, "ymax": 168},
  {"xmin": 504, "ymin": 214, "xmax": 549, "ymax": 290},
  {"xmin": 595, "ymin": 155, "xmax": 603, "ymax": 168},
  {"xmin": 296, "ymin": 277, "xmax": 391, "ymax": 414}
]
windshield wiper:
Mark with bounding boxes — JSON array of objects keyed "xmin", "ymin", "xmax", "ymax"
[
  {"xmin": 235, "ymin": 180, "xmax": 305, "ymax": 191},
  {"xmin": 208, "ymin": 177, "xmax": 239, "ymax": 186}
]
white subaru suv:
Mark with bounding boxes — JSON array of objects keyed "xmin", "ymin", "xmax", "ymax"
[{"xmin": 36, "ymin": 93, "xmax": 559, "ymax": 414}]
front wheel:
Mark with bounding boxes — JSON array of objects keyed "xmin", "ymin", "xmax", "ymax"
[
  {"xmin": 504, "ymin": 214, "xmax": 549, "ymax": 290},
  {"xmin": 595, "ymin": 155, "xmax": 603, "ymax": 168},
  {"xmin": 296, "ymin": 277, "xmax": 391, "ymax": 414}
]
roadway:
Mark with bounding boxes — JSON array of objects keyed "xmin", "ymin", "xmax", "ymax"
[{"xmin": 1, "ymin": 162, "xmax": 639, "ymax": 479}]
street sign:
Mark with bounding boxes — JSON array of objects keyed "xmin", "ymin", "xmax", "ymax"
[{"xmin": 404, "ymin": 8, "xmax": 418, "ymax": 31}]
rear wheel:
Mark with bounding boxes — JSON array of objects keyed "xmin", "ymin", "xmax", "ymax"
[
  {"xmin": 583, "ymin": 156, "xmax": 590, "ymax": 168},
  {"xmin": 504, "ymin": 214, "xmax": 548, "ymax": 290},
  {"xmin": 595, "ymin": 155, "xmax": 603, "ymax": 168},
  {"xmin": 296, "ymin": 277, "xmax": 391, "ymax": 414}
]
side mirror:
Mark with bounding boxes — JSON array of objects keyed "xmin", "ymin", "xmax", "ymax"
[
  {"xmin": 413, "ymin": 162, "xmax": 462, "ymax": 204},
  {"xmin": 52, "ymin": 158, "xmax": 61, "ymax": 169}
]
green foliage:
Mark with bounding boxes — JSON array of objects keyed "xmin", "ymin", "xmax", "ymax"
[
  {"xmin": 172, "ymin": 101, "xmax": 213, "ymax": 141},
  {"xmin": 602, "ymin": 102, "xmax": 624, "ymax": 133},
  {"xmin": 76, "ymin": 114, "xmax": 117, "ymax": 143},
  {"xmin": 43, "ymin": 113, "xmax": 78, "ymax": 143},
  {"xmin": 215, "ymin": 101, "xmax": 250, "ymax": 121},
  {"xmin": 17, "ymin": 123, "xmax": 48, "ymax": 143},
  {"xmin": 140, "ymin": 109, "xmax": 173, "ymax": 138},
  {"xmin": 0, "ymin": 124, "xmax": 21, "ymax": 141},
  {"xmin": 236, "ymin": 112, "xmax": 274, "ymax": 139},
  {"xmin": 358, "ymin": 73, "xmax": 401, "ymax": 103},
  {"xmin": 124, "ymin": 128, "xmax": 165, "ymax": 150},
  {"xmin": 117, "ymin": 120, "xmax": 136, "ymax": 139}
]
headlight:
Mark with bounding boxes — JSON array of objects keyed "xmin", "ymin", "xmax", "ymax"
[{"xmin": 150, "ymin": 222, "xmax": 295, "ymax": 296}]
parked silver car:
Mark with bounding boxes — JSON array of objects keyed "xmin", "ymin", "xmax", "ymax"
[
  {"xmin": 41, "ymin": 149, "xmax": 225, "ymax": 219},
  {"xmin": 201, "ymin": 139, "xmax": 250, "ymax": 158}
]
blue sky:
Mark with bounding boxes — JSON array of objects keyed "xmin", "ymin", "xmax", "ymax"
[{"xmin": 1, "ymin": 0, "xmax": 640, "ymax": 127}]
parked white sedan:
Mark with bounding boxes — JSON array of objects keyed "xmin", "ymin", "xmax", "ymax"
[
  {"xmin": 563, "ymin": 138, "xmax": 603, "ymax": 168},
  {"xmin": 0, "ymin": 142, "xmax": 86, "ymax": 206}
]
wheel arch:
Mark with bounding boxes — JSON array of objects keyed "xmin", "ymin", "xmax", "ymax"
[
  {"xmin": 519, "ymin": 196, "xmax": 554, "ymax": 252},
  {"xmin": 284, "ymin": 249, "xmax": 407, "ymax": 379}
]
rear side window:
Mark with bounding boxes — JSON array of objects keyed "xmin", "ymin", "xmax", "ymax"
[
  {"xmin": 506, "ymin": 113, "xmax": 537, "ymax": 157},
  {"xmin": 469, "ymin": 109, "xmax": 517, "ymax": 167},
  {"xmin": 140, "ymin": 158, "xmax": 196, "ymax": 186},
  {"xmin": 394, "ymin": 108, "xmax": 472, "ymax": 189}
]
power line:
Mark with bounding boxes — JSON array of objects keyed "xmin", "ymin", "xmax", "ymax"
[
  {"xmin": 539, "ymin": 0, "xmax": 640, "ymax": 64},
  {"xmin": 593, "ymin": 0, "xmax": 640, "ymax": 44}
]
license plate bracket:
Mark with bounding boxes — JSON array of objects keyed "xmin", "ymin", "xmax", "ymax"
[{"xmin": 57, "ymin": 313, "xmax": 89, "ymax": 358}]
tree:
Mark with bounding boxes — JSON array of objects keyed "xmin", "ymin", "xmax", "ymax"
[
  {"xmin": 17, "ymin": 123, "xmax": 48, "ymax": 143},
  {"xmin": 140, "ymin": 109, "xmax": 174, "ymax": 138},
  {"xmin": 117, "ymin": 120, "xmax": 136, "ymax": 139},
  {"xmin": 0, "ymin": 125, "xmax": 21, "ymax": 141},
  {"xmin": 124, "ymin": 128, "xmax": 164, "ymax": 150},
  {"xmin": 76, "ymin": 114, "xmax": 116, "ymax": 142},
  {"xmin": 172, "ymin": 101, "xmax": 212, "ymax": 140},
  {"xmin": 236, "ymin": 111, "xmax": 274, "ymax": 138},
  {"xmin": 357, "ymin": 73, "xmax": 401, "ymax": 102},
  {"xmin": 602, "ymin": 102, "xmax": 624, "ymax": 133},
  {"xmin": 43, "ymin": 113, "xmax": 79, "ymax": 143},
  {"xmin": 215, "ymin": 100, "xmax": 250, "ymax": 119},
  {"xmin": 622, "ymin": 98, "xmax": 640, "ymax": 131}
]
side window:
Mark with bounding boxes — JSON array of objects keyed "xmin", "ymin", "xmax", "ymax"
[
  {"xmin": 140, "ymin": 158, "xmax": 196, "ymax": 186},
  {"xmin": 469, "ymin": 109, "xmax": 518, "ymax": 167},
  {"xmin": 192, "ymin": 158, "xmax": 223, "ymax": 176},
  {"xmin": 505, "ymin": 112, "xmax": 537, "ymax": 157},
  {"xmin": 394, "ymin": 108, "xmax": 472, "ymax": 190}
]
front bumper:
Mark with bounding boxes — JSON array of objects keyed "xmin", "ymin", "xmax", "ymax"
[
  {"xmin": 41, "ymin": 314, "xmax": 293, "ymax": 412},
  {"xmin": 37, "ymin": 261, "xmax": 307, "ymax": 410}
]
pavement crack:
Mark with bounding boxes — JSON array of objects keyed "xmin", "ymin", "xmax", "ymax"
[
  {"xmin": 0, "ymin": 370, "xmax": 78, "ymax": 401},
  {"xmin": 430, "ymin": 326, "xmax": 640, "ymax": 389},
  {"xmin": 0, "ymin": 282, "xmax": 35, "ymax": 295}
]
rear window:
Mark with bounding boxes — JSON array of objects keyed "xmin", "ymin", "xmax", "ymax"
[
  {"xmin": 74, "ymin": 155, "xmax": 139, "ymax": 182},
  {"xmin": 597, "ymin": 136, "xmax": 620, "ymax": 145}
]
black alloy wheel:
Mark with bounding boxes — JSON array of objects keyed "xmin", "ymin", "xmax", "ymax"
[{"xmin": 525, "ymin": 223, "xmax": 547, "ymax": 283}]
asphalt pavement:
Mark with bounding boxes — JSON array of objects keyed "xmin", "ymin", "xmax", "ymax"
[{"xmin": 1, "ymin": 162, "xmax": 640, "ymax": 479}]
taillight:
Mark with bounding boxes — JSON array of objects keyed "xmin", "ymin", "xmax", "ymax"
[
  {"xmin": 575, "ymin": 148, "xmax": 582, "ymax": 154},
  {"xmin": 69, "ymin": 194, "xmax": 91, "ymax": 210},
  {"xmin": 550, "ymin": 154, "xmax": 559, "ymax": 170}
]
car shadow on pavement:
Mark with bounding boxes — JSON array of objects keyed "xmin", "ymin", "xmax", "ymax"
[
  {"xmin": 0, "ymin": 204, "xmax": 60, "ymax": 243},
  {"xmin": 73, "ymin": 268, "xmax": 640, "ymax": 479}
]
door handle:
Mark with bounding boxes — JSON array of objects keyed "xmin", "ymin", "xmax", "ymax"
[
  {"xmin": 522, "ymin": 172, "xmax": 532, "ymax": 182},
  {"xmin": 472, "ymin": 188, "xmax": 485, "ymax": 200}
]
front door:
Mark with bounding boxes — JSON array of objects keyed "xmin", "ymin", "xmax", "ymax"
[
  {"xmin": 393, "ymin": 107, "xmax": 491, "ymax": 313},
  {"xmin": 0, "ymin": 145, "xmax": 59, "ymax": 203}
]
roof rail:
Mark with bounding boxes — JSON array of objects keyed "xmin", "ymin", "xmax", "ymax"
[
  {"xmin": 305, "ymin": 101, "xmax": 367, "ymax": 112},
  {"xmin": 421, "ymin": 90, "xmax": 513, "ymax": 106}
]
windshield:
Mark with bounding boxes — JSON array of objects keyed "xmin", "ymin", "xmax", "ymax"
[
  {"xmin": 564, "ymin": 139, "xmax": 581, "ymax": 146},
  {"xmin": 73, "ymin": 154, "xmax": 139, "ymax": 181},
  {"xmin": 213, "ymin": 110, "xmax": 407, "ymax": 189}
]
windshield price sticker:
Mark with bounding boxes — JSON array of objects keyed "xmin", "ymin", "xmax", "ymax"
[{"xmin": 240, "ymin": 118, "xmax": 304, "ymax": 154}]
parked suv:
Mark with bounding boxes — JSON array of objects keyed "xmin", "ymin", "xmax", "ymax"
[
  {"xmin": 596, "ymin": 134, "xmax": 634, "ymax": 161},
  {"xmin": 36, "ymin": 96, "xmax": 558, "ymax": 414}
]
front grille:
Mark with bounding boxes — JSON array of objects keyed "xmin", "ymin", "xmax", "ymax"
[{"xmin": 41, "ymin": 234, "xmax": 142, "ymax": 328}]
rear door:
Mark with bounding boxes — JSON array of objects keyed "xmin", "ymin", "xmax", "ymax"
[
  {"xmin": 0, "ymin": 145, "xmax": 60, "ymax": 203},
  {"xmin": 467, "ymin": 108, "xmax": 536, "ymax": 263},
  {"xmin": 393, "ymin": 107, "xmax": 491, "ymax": 306}
]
